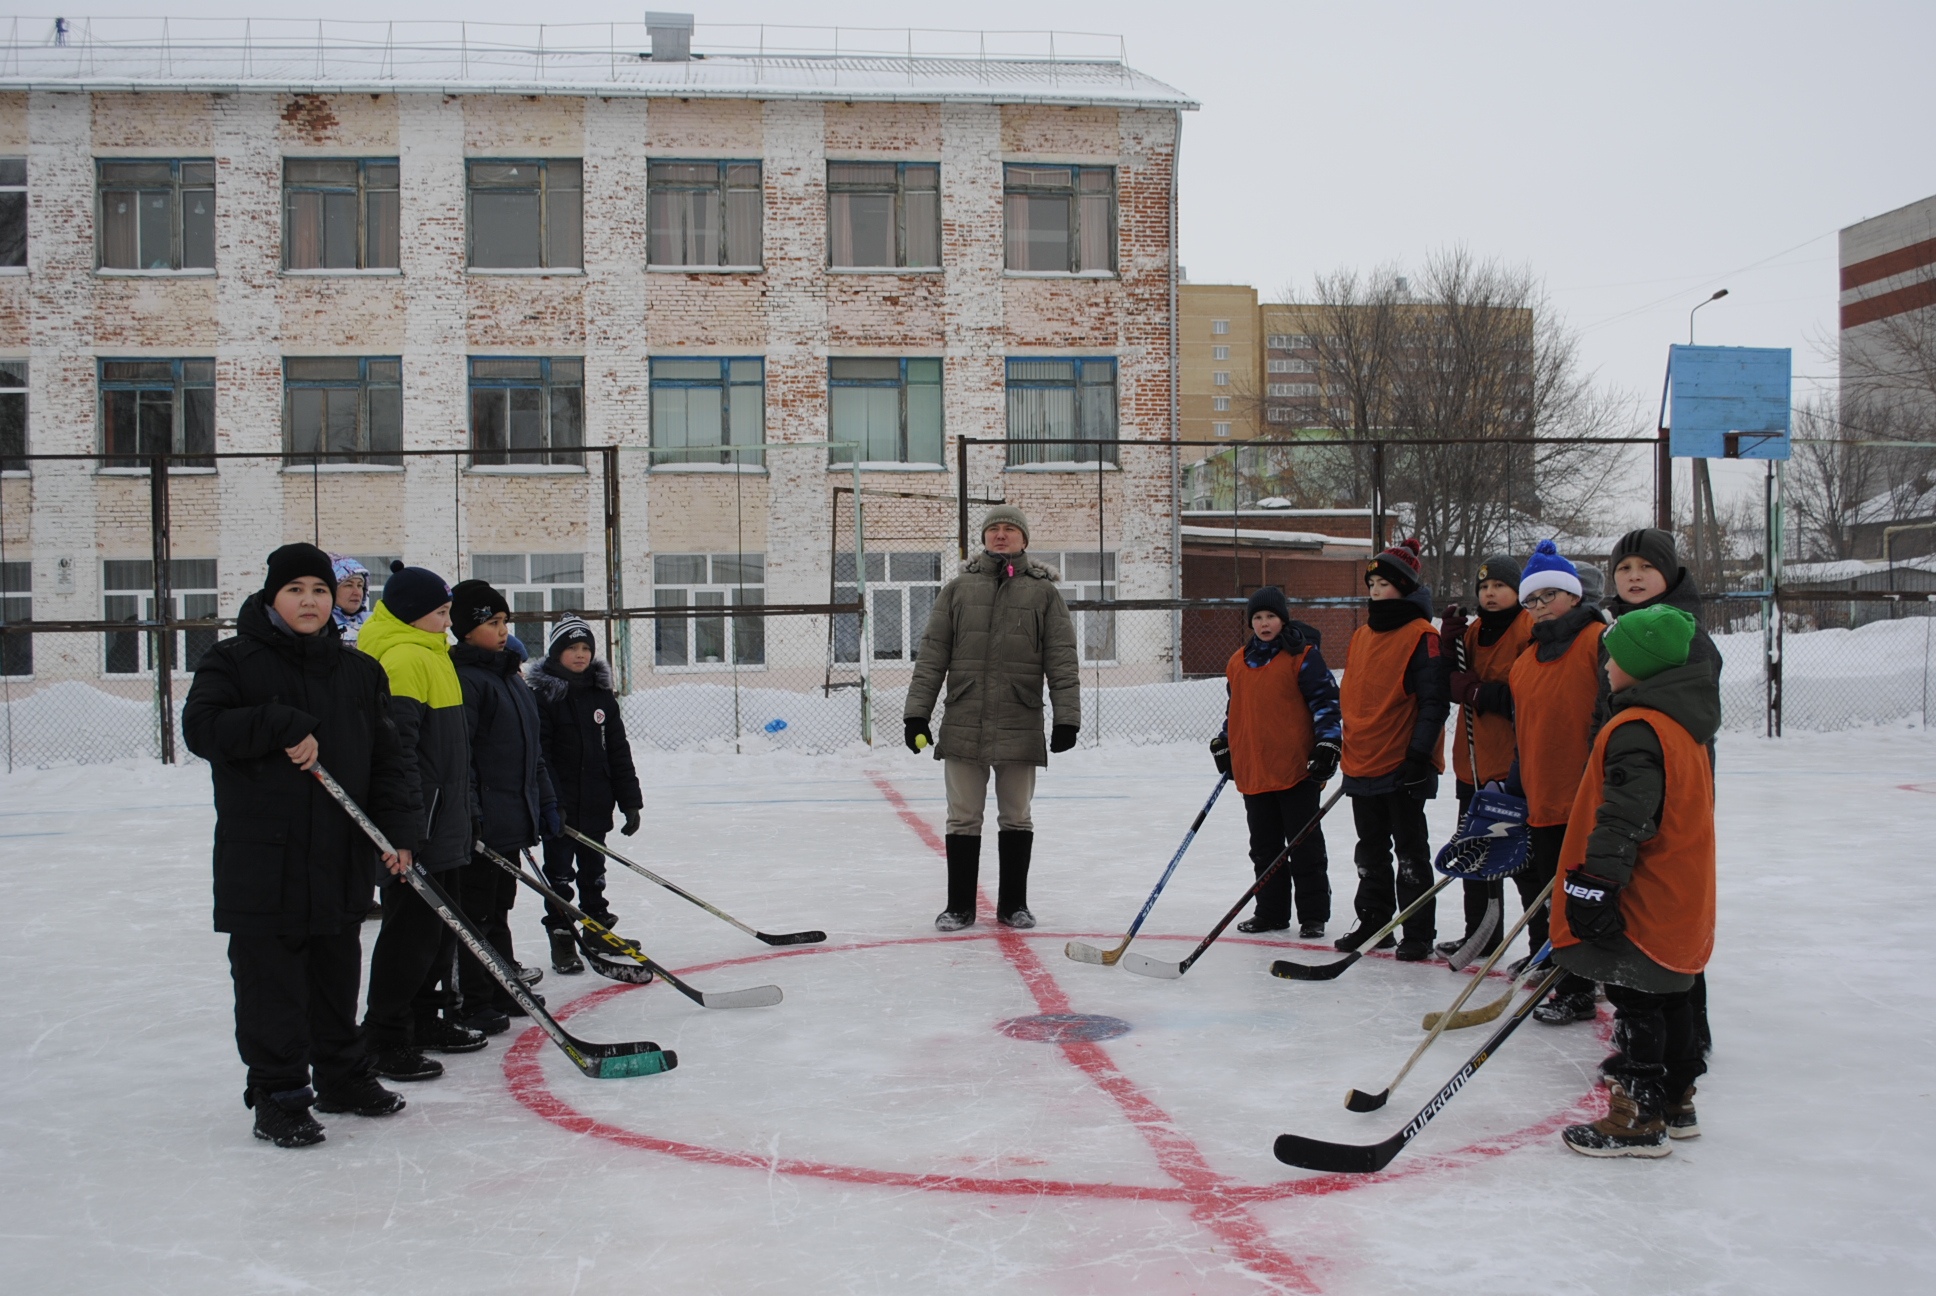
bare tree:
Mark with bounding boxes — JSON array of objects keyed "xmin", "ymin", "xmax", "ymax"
[{"xmin": 1786, "ymin": 394, "xmax": 1934, "ymax": 561}]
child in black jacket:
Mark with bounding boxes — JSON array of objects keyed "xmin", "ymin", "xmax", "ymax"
[{"xmin": 526, "ymin": 616, "xmax": 643, "ymax": 973}]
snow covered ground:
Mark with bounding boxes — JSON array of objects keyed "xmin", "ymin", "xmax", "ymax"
[{"xmin": 3, "ymin": 729, "xmax": 1933, "ymax": 1295}]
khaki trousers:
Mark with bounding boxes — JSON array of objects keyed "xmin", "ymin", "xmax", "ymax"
[{"xmin": 944, "ymin": 759, "xmax": 1037, "ymax": 836}]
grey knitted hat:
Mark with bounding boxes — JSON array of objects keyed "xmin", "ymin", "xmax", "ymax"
[{"xmin": 980, "ymin": 504, "xmax": 1031, "ymax": 544}]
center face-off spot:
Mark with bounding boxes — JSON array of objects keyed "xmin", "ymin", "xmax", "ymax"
[{"xmin": 998, "ymin": 1011, "xmax": 1132, "ymax": 1043}]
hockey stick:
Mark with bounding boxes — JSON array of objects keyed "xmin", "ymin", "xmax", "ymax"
[
  {"xmin": 1066, "ymin": 774, "xmax": 1228, "ymax": 966},
  {"xmin": 1422, "ymin": 884, "xmax": 1556, "ymax": 1032},
  {"xmin": 1442, "ymin": 626, "xmax": 1503, "ymax": 974},
  {"xmin": 565, "ymin": 827, "xmax": 826, "ymax": 947},
  {"xmin": 1268, "ymin": 874, "xmax": 1457, "ymax": 982},
  {"xmin": 1120, "ymin": 786, "xmax": 1344, "ymax": 981},
  {"xmin": 310, "ymin": 766, "xmax": 675, "ymax": 1078},
  {"xmin": 1273, "ymin": 964, "xmax": 1566, "ymax": 1174},
  {"xmin": 474, "ymin": 843, "xmax": 782, "ymax": 1010},
  {"xmin": 1343, "ymin": 899, "xmax": 1555, "ymax": 1112}
]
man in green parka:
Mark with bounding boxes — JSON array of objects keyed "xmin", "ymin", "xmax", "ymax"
[{"xmin": 905, "ymin": 505, "xmax": 1082, "ymax": 931}]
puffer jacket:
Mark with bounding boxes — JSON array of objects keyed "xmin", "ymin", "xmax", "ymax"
[
  {"xmin": 452, "ymin": 638, "xmax": 556, "ymax": 855},
  {"xmin": 356, "ymin": 600, "xmax": 472, "ymax": 871},
  {"xmin": 526, "ymin": 657, "xmax": 642, "ymax": 835},
  {"xmin": 905, "ymin": 550, "xmax": 1082, "ymax": 767},
  {"xmin": 182, "ymin": 593, "xmax": 415, "ymax": 935}
]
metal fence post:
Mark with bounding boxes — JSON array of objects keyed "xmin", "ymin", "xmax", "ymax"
[
  {"xmin": 150, "ymin": 450, "xmax": 175, "ymax": 763},
  {"xmin": 601, "ymin": 446, "xmax": 627, "ymax": 694}
]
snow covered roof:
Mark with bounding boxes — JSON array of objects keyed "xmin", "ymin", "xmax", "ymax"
[
  {"xmin": 1179, "ymin": 525, "xmax": 1368, "ymax": 549},
  {"xmin": 0, "ymin": 18, "xmax": 1198, "ymax": 108},
  {"xmin": 1783, "ymin": 555, "xmax": 1936, "ymax": 584}
]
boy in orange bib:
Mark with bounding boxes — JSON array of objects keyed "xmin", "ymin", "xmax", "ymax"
[
  {"xmin": 1553, "ymin": 603, "xmax": 1717, "ymax": 1158},
  {"xmin": 1337, "ymin": 538, "xmax": 1448, "ymax": 961},
  {"xmin": 1210, "ymin": 586, "xmax": 1343, "ymax": 938}
]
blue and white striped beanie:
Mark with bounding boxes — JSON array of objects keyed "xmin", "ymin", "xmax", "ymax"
[{"xmin": 1519, "ymin": 540, "xmax": 1582, "ymax": 601}]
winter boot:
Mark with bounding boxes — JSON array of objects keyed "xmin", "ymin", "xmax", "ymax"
[
  {"xmin": 417, "ymin": 1016, "xmax": 489, "ymax": 1054},
  {"xmin": 515, "ymin": 963, "xmax": 543, "ymax": 987},
  {"xmin": 247, "ymin": 1085, "xmax": 326, "ymax": 1148},
  {"xmin": 372, "ymin": 1047, "xmax": 444, "ymax": 1082},
  {"xmin": 314, "ymin": 1066, "xmax": 407, "ymax": 1118},
  {"xmin": 1237, "ymin": 915, "xmax": 1291, "ymax": 935},
  {"xmin": 1664, "ymin": 1085, "xmax": 1701, "ymax": 1140},
  {"xmin": 1393, "ymin": 938, "xmax": 1434, "ymax": 962},
  {"xmin": 1334, "ymin": 923, "xmax": 1397, "ymax": 953},
  {"xmin": 550, "ymin": 929, "xmax": 585, "ymax": 975},
  {"xmin": 1534, "ymin": 988, "xmax": 1598, "ymax": 1025},
  {"xmin": 936, "ymin": 833, "xmax": 981, "ymax": 931},
  {"xmin": 996, "ymin": 829, "xmax": 1035, "ymax": 929},
  {"xmin": 1297, "ymin": 922, "xmax": 1326, "ymax": 940},
  {"xmin": 1561, "ymin": 1078, "xmax": 1670, "ymax": 1158},
  {"xmin": 461, "ymin": 1006, "xmax": 512, "ymax": 1035}
]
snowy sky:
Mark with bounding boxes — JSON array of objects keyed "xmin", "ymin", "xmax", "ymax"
[{"xmin": 47, "ymin": 1, "xmax": 1936, "ymax": 510}]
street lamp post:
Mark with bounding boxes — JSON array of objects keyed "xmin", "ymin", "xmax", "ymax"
[{"xmin": 1689, "ymin": 287, "xmax": 1728, "ymax": 343}]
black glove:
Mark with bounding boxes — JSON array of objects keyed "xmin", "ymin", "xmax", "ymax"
[
  {"xmin": 1396, "ymin": 753, "xmax": 1436, "ymax": 800},
  {"xmin": 1563, "ymin": 869, "xmax": 1625, "ymax": 942},
  {"xmin": 539, "ymin": 804, "xmax": 564, "ymax": 842},
  {"xmin": 471, "ymin": 817, "xmax": 486, "ymax": 849},
  {"xmin": 1209, "ymin": 733, "xmax": 1232, "ymax": 775},
  {"xmin": 1050, "ymin": 724, "xmax": 1079, "ymax": 754},
  {"xmin": 1306, "ymin": 740, "xmax": 1340, "ymax": 783},
  {"xmin": 621, "ymin": 809, "xmax": 641, "ymax": 837},
  {"xmin": 904, "ymin": 717, "xmax": 933, "ymax": 754}
]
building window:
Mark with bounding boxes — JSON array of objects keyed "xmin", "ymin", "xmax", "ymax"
[
  {"xmin": 648, "ymin": 161, "xmax": 762, "ymax": 269},
  {"xmin": 649, "ymin": 357, "xmax": 764, "ymax": 467},
  {"xmin": 833, "ymin": 551, "xmax": 942, "ymax": 664},
  {"xmin": 467, "ymin": 159, "xmax": 582, "ymax": 269},
  {"xmin": 1268, "ymin": 358, "xmax": 1315, "ymax": 374},
  {"xmin": 471, "ymin": 552, "xmax": 585, "ymax": 650},
  {"xmin": 0, "ymin": 158, "xmax": 24, "ymax": 268},
  {"xmin": 653, "ymin": 553, "xmax": 764, "ymax": 669},
  {"xmin": 99, "ymin": 359, "xmax": 214, "ymax": 468},
  {"xmin": 1214, "ymin": 422, "xmax": 1231, "ymax": 438},
  {"xmin": 1003, "ymin": 165, "xmax": 1115, "ymax": 274},
  {"xmin": 828, "ymin": 358, "xmax": 943, "ymax": 465},
  {"xmin": 1212, "ymin": 320, "xmax": 1229, "ymax": 336},
  {"xmin": 1267, "ymin": 334, "xmax": 1311, "ymax": 350},
  {"xmin": 284, "ymin": 158, "xmax": 399, "ymax": 270},
  {"xmin": 285, "ymin": 357, "xmax": 402, "ymax": 465},
  {"xmin": 1266, "ymin": 407, "xmax": 1296, "ymax": 423},
  {"xmin": 1006, "ymin": 358, "xmax": 1117, "ymax": 466},
  {"xmin": 1212, "ymin": 396, "xmax": 1230, "ymax": 412},
  {"xmin": 1212, "ymin": 345, "xmax": 1230, "ymax": 361},
  {"xmin": 1213, "ymin": 371, "xmax": 1229, "ymax": 387},
  {"xmin": 468, "ymin": 357, "xmax": 583, "ymax": 467},
  {"xmin": 827, "ymin": 162, "xmax": 940, "ymax": 269},
  {"xmin": 98, "ymin": 160, "xmax": 214, "ymax": 271},
  {"xmin": 0, "ymin": 359, "xmax": 24, "ymax": 471},
  {"xmin": 103, "ymin": 558, "xmax": 218, "ymax": 676},
  {"xmin": 1035, "ymin": 550, "xmax": 1117, "ymax": 665},
  {"xmin": 0, "ymin": 561, "xmax": 28, "ymax": 678}
]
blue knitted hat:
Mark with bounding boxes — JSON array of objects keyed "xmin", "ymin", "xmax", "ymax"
[
  {"xmin": 381, "ymin": 560, "xmax": 453, "ymax": 625},
  {"xmin": 1518, "ymin": 540, "xmax": 1582, "ymax": 601}
]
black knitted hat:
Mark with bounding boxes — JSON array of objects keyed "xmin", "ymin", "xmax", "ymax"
[
  {"xmin": 262, "ymin": 543, "xmax": 338, "ymax": 598},
  {"xmin": 449, "ymin": 579, "xmax": 511, "ymax": 636},
  {"xmin": 381, "ymin": 560, "xmax": 453, "ymax": 625}
]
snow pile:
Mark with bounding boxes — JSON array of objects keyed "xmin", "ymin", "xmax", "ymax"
[
  {"xmin": 0, "ymin": 680, "xmax": 164, "ymax": 768},
  {"xmin": 1715, "ymin": 616, "xmax": 1934, "ymax": 731}
]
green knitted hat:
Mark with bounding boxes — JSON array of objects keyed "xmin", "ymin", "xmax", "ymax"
[
  {"xmin": 980, "ymin": 504, "xmax": 1031, "ymax": 544},
  {"xmin": 1603, "ymin": 604, "xmax": 1697, "ymax": 681}
]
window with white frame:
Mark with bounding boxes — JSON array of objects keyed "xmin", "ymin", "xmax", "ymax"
[
  {"xmin": 1212, "ymin": 319, "xmax": 1229, "ymax": 335},
  {"xmin": 1214, "ymin": 422, "xmax": 1231, "ymax": 438},
  {"xmin": 99, "ymin": 359, "xmax": 214, "ymax": 468},
  {"xmin": 832, "ymin": 551, "xmax": 942, "ymax": 664},
  {"xmin": 1266, "ymin": 407, "xmax": 1296, "ymax": 423},
  {"xmin": 1267, "ymin": 334, "xmax": 1311, "ymax": 350},
  {"xmin": 285, "ymin": 158, "xmax": 400, "ymax": 271},
  {"xmin": 828, "ymin": 358, "xmax": 943, "ymax": 465},
  {"xmin": 0, "ymin": 158, "xmax": 23, "ymax": 268},
  {"xmin": 471, "ymin": 552, "xmax": 585, "ymax": 652},
  {"xmin": 1, "ymin": 560, "xmax": 28, "ymax": 677},
  {"xmin": 469, "ymin": 357, "xmax": 584, "ymax": 467},
  {"xmin": 1268, "ymin": 358, "xmax": 1315, "ymax": 373},
  {"xmin": 0, "ymin": 359, "xmax": 24, "ymax": 471},
  {"xmin": 1269, "ymin": 383, "xmax": 1319, "ymax": 397},
  {"xmin": 285, "ymin": 357, "xmax": 402, "ymax": 465},
  {"xmin": 653, "ymin": 553, "xmax": 765, "ymax": 668},
  {"xmin": 650, "ymin": 357, "xmax": 765, "ymax": 467},
  {"xmin": 1212, "ymin": 346, "xmax": 1230, "ymax": 361},
  {"xmin": 468, "ymin": 159, "xmax": 582, "ymax": 270},
  {"xmin": 1033, "ymin": 550, "xmax": 1118, "ymax": 664},
  {"xmin": 1212, "ymin": 396, "xmax": 1230, "ymax": 412},
  {"xmin": 1005, "ymin": 357, "xmax": 1117, "ymax": 466},
  {"xmin": 1003, "ymin": 165, "xmax": 1114, "ymax": 274},
  {"xmin": 103, "ymin": 558, "xmax": 218, "ymax": 675},
  {"xmin": 98, "ymin": 160, "xmax": 214, "ymax": 271},
  {"xmin": 1213, "ymin": 371, "xmax": 1229, "ymax": 386},
  {"xmin": 827, "ymin": 162, "xmax": 939, "ymax": 269},
  {"xmin": 648, "ymin": 161, "xmax": 762, "ymax": 268}
]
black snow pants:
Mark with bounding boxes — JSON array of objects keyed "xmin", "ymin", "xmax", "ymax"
[
  {"xmin": 362, "ymin": 874, "xmax": 459, "ymax": 1050},
  {"xmin": 228, "ymin": 929, "xmax": 367, "ymax": 1094},
  {"xmin": 1349, "ymin": 791, "xmax": 1435, "ymax": 944},
  {"xmin": 541, "ymin": 832, "xmax": 614, "ymax": 932},
  {"xmin": 457, "ymin": 855, "xmax": 521, "ymax": 1014},
  {"xmin": 1242, "ymin": 781, "xmax": 1330, "ymax": 928},
  {"xmin": 1603, "ymin": 982, "xmax": 1708, "ymax": 1104},
  {"xmin": 1519, "ymin": 824, "xmax": 1595, "ymax": 999}
]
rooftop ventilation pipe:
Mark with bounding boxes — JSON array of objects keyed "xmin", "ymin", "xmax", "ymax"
[{"xmin": 644, "ymin": 12, "xmax": 694, "ymax": 62}]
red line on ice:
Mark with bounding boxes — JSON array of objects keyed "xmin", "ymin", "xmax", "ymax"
[{"xmin": 865, "ymin": 770, "xmax": 1324, "ymax": 1293}]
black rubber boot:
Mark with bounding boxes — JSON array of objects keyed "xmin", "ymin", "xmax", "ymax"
[
  {"xmin": 937, "ymin": 834, "xmax": 981, "ymax": 931},
  {"xmin": 996, "ymin": 829, "xmax": 1035, "ymax": 928}
]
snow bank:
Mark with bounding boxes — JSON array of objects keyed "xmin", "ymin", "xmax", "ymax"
[{"xmin": 1716, "ymin": 616, "xmax": 1934, "ymax": 731}]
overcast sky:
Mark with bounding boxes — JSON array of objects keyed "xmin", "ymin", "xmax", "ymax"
[{"xmin": 49, "ymin": 2, "xmax": 1936, "ymax": 503}]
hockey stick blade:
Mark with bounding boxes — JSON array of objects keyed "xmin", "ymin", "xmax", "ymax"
[
  {"xmin": 1444, "ymin": 899, "xmax": 1501, "ymax": 972},
  {"xmin": 310, "ymin": 768, "xmax": 675, "ymax": 1080},
  {"xmin": 1064, "ymin": 775, "xmax": 1229, "ymax": 970},
  {"xmin": 1119, "ymin": 949, "xmax": 1185, "ymax": 980},
  {"xmin": 1343, "ymin": 1085, "xmax": 1390, "ymax": 1114},
  {"xmin": 583, "ymin": 946, "xmax": 656, "ymax": 985},
  {"xmin": 1271, "ymin": 875, "xmax": 1452, "ymax": 982},
  {"xmin": 755, "ymin": 929, "xmax": 829, "ymax": 946},
  {"xmin": 567, "ymin": 829, "xmax": 825, "ymax": 947},
  {"xmin": 1274, "ymin": 966, "xmax": 1566, "ymax": 1174},
  {"xmin": 1064, "ymin": 940, "xmax": 1113, "ymax": 965}
]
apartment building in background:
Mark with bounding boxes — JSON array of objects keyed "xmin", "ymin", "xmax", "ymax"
[{"xmin": 0, "ymin": 18, "xmax": 1195, "ymax": 699}]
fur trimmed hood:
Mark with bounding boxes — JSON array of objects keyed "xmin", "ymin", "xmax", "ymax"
[{"xmin": 526, "ymin": 656, "xmax": 614, "ymax": 701}]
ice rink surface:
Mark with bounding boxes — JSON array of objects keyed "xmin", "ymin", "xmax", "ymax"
[{"xmin": 3, "ymin": 728, "xmax": 1933, "ymax": 1295}]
